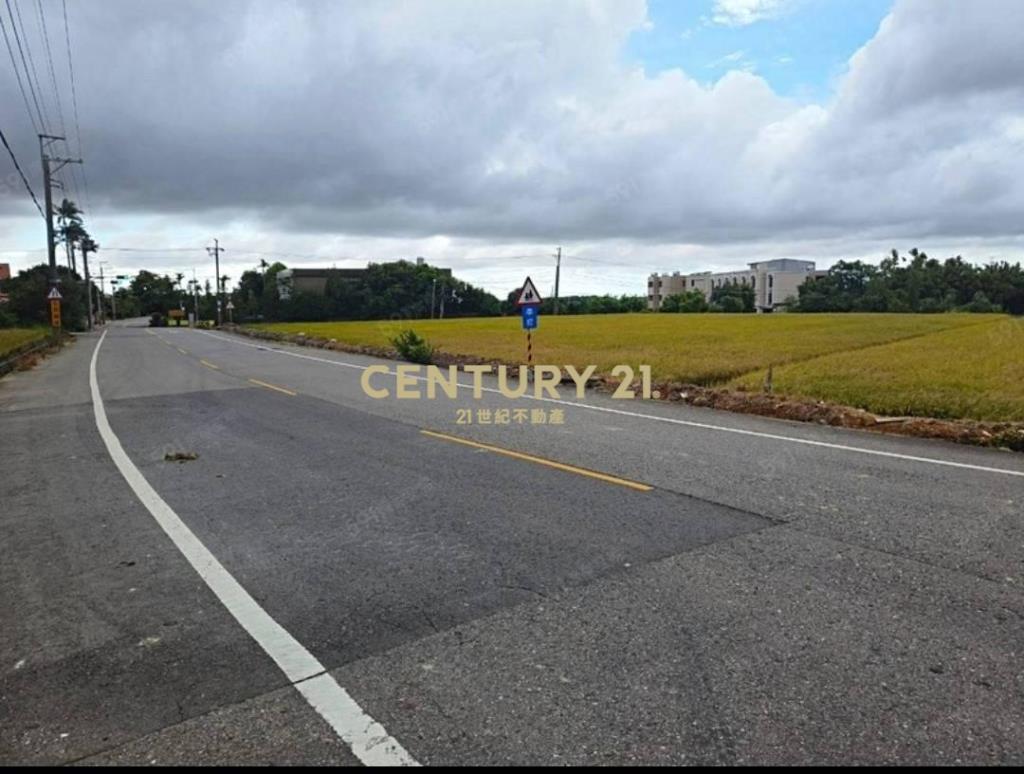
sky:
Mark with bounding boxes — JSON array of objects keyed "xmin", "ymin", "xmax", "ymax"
[{"xmin": 1, "ymin": 0, "xmax": 1023, "ymax": 299}]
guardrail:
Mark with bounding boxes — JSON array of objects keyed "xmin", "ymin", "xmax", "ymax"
[{"xmin": 0, "ymin": 334, "xmax": 60, "ymax": 379}]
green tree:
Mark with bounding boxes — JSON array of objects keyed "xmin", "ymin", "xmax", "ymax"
[
  {"xmin": 660, "ymin": 290, "xmax": 708, "ymax": 313},
  {"xmin": 4, "ymin": 264, "xmax": 90, "ymax": 330}
]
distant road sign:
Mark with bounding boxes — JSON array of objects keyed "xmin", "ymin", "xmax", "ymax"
[
  {"xmin": 515, "ymin": 276, "xmax": 542, "ymax": 307},
  {"xmin": 522, "ymin": 305, "xmax": 539, "ymax": 330},
  {"xmin": 49, "ymin": 299, "xmax": 61, "ymax": 328},
  {"xmin": 47, "ymin": 287, "xmax": 62, "ymax": 300},
  {"xmin": 226, "ymin": 301, "xmax": 236, "ymax": 310}
]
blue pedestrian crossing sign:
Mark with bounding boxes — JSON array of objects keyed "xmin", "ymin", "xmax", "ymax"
[{"xmin": 521, "ymin": 304, "xmax": 539, "ymax": 330}]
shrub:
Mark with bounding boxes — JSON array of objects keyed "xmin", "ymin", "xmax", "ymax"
[{"xmin": 390, "ymin": 329, "xmax": 435, "ymax": 364}]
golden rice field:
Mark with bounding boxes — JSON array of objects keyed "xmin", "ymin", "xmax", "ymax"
[
  {"xmin": 257, "ymin": 313, "xmax": 1021, "ymax": 421},
  {"xmin": 730, "ymin": 317, "xmax": 1024, "ymax": 422},
  {"xmin": 0, "ymin": 328, "xmax": 48, "ymax": 359}
]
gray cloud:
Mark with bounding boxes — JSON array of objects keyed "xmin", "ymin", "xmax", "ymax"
[{"xmin": 1, "ymin": 0, "xmax": 1023, "ymax": 278}]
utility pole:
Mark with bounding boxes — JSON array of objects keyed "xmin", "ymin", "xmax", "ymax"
[
  {"xmin": 430, "ymin": 278, "xmax": 437, "ymax": 319},
  {"xmin": 206, "ymin": 239, "xmax": 223, "ymax": 326},
  {"xmin": 553, "ymin": 246, "xmax": 562, "ymax": 315},
  {"xmin": 39, "ymin": 134, "xmax": 82, "ymax": 328},
  {"xmin": 97, "ymin": 263, "xmax": 105, "ymax": 324},
  {"xmin": 191, "ymin": 268, "xmax": 199, "ymax": 326},
  {"xmin": 81, "ymin": 238, "xmax": 95, "ymax": 331}
]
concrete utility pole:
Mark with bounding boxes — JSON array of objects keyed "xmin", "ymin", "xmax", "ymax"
[
  {"xmin": 553, "ymin": 246, "xmax": 562, "ymax": 315},
  {"xmin": 81, "ymin": 239, "xmax": 94, "ymax": 331},
  {"xmin": 190, "ymin": 269, "xmax": 199, "ymax": 326},
  {"xmin": 430, "ymin": 278, "xmax": 437, "ymax": 319},
  {"xmin": 96, "ymin": 263, "xmax": 105, "ymax": 324},
  {"xmin": 38, "ymin": 134, "xmax": 82, "ymax": 321},
  {"xmin": 207, "ymin": 239, "xmax": 223, "ymax": 326}
]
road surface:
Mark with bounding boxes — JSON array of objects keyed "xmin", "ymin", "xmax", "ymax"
[{"xmin": 2, "ymin": 321, "xmax": 1023, "ymax": 765}]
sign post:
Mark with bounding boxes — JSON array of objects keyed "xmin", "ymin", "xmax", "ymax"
[
  {"xmin": 47, "ymin": 287, "xmax": 62, "ymax": 332},
  {"xmin": 515, "ymin": 276, "xmax": 543, "ymax": 372}
]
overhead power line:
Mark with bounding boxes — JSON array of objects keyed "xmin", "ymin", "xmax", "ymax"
[
  {"xmin": 60, "ymin": 0, "xmax": 88, "ymax": 212},
  {"xmin": 33, "ymin": 0, "xmax": 78, "ymax": 204},
  {"xmin": 0, "ymin": 124, "xmax": 45, "ymax": 218},
  {"xmin": 34, "ymin": 0, "xmax": 65, "ymax": 136},
  {"xmin": 4, "ymin": 0, "xmax": 47, "ymax": 131},
  {"xmin": 0, "ymin": 8, "xmax": 39, "ymax": 133}
]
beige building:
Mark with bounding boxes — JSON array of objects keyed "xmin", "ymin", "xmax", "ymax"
[{"xmin": 647, "ymin": 259, "xmax": 819, "ymax": 312}]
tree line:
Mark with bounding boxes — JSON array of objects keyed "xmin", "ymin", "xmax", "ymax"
[
  {"xmin": 656, "ymin": 249, "xmax": 1024, "ymax": 315},
  {"xmin": 793, "ymin": 250, "xmax": 1024, "ymax": 314}
]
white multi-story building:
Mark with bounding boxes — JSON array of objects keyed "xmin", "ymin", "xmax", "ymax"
[{"xmin": 647, "ymin": 259, "xmax": 819, "ymax": 312}]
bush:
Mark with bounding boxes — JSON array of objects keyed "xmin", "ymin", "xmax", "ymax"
[
  {"xmin": 390, "ymin": 329, "xmax": 435, "ymax": 364},
  {"xmin": 717, "ymin": 295, "xmax": 746, "ymax": 313},
  {"xmin": 661, "ymin": 290, "xmax": 708, "ymax": 313},
  {"xmin": 961, "ymin": 291, "xmax": 1000, "ymax": 314}
]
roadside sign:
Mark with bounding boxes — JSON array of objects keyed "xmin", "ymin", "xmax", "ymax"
[
  {"xmin": 226, "ymin": 301, "xmax": 235, "ymax": 310},
  {"xmin": 515, "ymin": 276, "xmax": 542, "ymax": 307},
  {"xmin": 521, "ymin": 305, "xmax": 539, "ymax": 330},
  {"xmin": 47, "ymin": 287, "xmax": 62, "ymax": 300},
  {"xmin": 49, "ymin": 299, "xmax": 61, "ymax": 328}
]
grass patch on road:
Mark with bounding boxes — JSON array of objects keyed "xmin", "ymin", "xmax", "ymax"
[
  {"xmin": 730, "ymin": 317, "xmax": 1024, "ymax": 422},
  {"xmin": 257, "ymin": 314, "xmax": 995, "ymax": 386},
  {"xmin": 0, "ymin": 328, "xmax": 49, "ymax": 359}
]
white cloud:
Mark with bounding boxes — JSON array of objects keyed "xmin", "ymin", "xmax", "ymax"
[{"xmin": 711, "ymin": 0, "xmax": 793, "ymax": 27}]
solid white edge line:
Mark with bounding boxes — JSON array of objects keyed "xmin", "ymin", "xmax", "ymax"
[
  {"xmin": 192, "ymin": 328, "xmax": 1024, "ymax": 480},
  {"xmin": 90, "ymin": 330, "xmax": 419, "ymax": 767}
]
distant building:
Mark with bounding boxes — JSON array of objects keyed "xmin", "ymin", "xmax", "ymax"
[
  {"xmin": 276, "ymin": 260, "xmax": 451, "ymax": 300},
  {"xmin": 647, "ymin": 259, "xmax": 821, "ymax": 312}
]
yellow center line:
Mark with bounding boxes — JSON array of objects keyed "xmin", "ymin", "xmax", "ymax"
[
  {"xmin": 200, "ymin": 359, "xmax": 220, "ymax": 370},
  {"xmin": 248, "ymin": 378, "xmax": 298, "ymax": 396},
  {"xmin": 420, "ymin": 429, "xmax": 652, "ymax": 492}
]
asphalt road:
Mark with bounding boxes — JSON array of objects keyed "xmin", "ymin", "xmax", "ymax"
[{"xmin": 2, "ymin": 321, "xmax": 1023, "ymax": 765}]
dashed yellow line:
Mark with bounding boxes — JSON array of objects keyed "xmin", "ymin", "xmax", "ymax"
[
  {"xmin": 420, "ymin": 429, "xmax": 652, "ymax": 492},
  {"xmin": 200, "ymin": 359, "xmax": 220, "ymax": 370},
  {"xmin": 248, "ymin": 378, "xmax": 297, "ymax": 397}
]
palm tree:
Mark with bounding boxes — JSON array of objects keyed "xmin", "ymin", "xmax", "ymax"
[
  {"xmin": 56, "ymin": 199, "xmax": 84, "ymax": 274},
  {"xmin": 78, "ymin": 233, "xmax": 100, "ymax": 329}
]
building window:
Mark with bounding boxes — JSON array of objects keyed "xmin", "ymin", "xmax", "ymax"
[
  {"xmin": 768, "ymin": 292, "xmax": 773, "ymax": 305},
  {"xmin": 768, "ymin": 275, "xmax": 774, "ymax": 289}
]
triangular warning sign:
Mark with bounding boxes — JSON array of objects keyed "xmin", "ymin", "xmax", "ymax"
[
  {"xmin": 515, "ymin": 276, "xmax": 543, "ymax": 306},
  {"xmin": 47, "ymin": 287, "xmax": 62, "ymax": 300}
]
